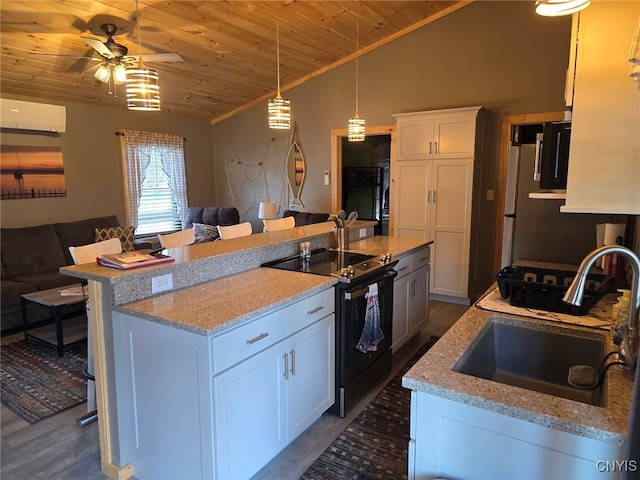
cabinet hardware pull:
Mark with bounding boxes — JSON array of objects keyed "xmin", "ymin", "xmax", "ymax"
[
  {"xmin": 429, "ymin": 141, "xmax": 432, "ymax": 155},
  {"xmin": 290, "ymin": 349, "xmax": 296, "ymax": 376},
  {"xmin": 432, "ymin": 190, "xmax": 437, "ymax": 202},
  {"xmin": 307, "ymin": 305, "xmax": 324, "ymax": 315},
  {"xmin": 397, "ymin": 266, "xmax": 408, "ymax": 272},
  {"xmin": 427, "ymin": 190, "xmax": 431, "ymax": 202},
  {"xmin": 283, "ymin": 352, "xmax": 289, "ymax": 380},
  {"xmin": 434, "ymin": 141, "xmax": 438, "ymax": 154},
  {"xmin": 246, "ymin": 332, "xmax": 269, "ymax": 345},
  {"xmin": 419, "ymin": 256, "xmax": 429, "ymax": 262}
]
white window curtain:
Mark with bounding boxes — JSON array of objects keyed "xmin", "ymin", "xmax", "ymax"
[{"xmin": 119, "ymin": 130, "xmax": 188, "ymax": 231}]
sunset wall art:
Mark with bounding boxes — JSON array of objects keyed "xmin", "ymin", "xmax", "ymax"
[{"xmin": 0, "ymin": 145, "xmax": 66, "ymax": 200}]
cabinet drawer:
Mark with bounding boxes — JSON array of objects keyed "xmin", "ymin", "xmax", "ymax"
[
  {"xmin": 412, "ymin": 248, "xmax": 430, "ymax": 271},
  {"xmin": 212, "ymin": 309, "xmax": 286, "ymax": 374},
  {"xmin": 287, "ymin": 288, "xmax": 334, "ymax": 335},
  {"xmin": 394, "ymin": 255, "xmax": 412, "ymax": 279}
]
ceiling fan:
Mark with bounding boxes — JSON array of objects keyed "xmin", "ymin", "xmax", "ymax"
[{"xmin": 81, "ymin": 23, "xmax": 182, "ymax": 90}]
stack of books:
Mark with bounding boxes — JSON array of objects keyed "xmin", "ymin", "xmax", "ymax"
[{"xmin": 97, "ymin": 251, "xmax": 174, "ymax": 270}]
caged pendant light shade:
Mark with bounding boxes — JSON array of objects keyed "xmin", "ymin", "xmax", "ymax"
[
  {"xmin": 268, "ymin": 7, "xmax": 291, "ymax": 129},
  {"xmin": 348, "ymin": 4, "xmax": 365, "ymax": 142},
  {"xmin": 126, "ymin": 66, "xmax": 160, "ymax": 111},
  {"xmin": 126, "ymin": 0, "xmax": 161, "ymax": 111}
]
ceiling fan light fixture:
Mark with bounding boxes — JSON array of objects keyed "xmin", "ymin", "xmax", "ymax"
[
  {"xmin": 94, "ymin": 65, "xmax": 111, "ymax": 83},
  {"xmin": 535, "ymin": 0, "xmax": 590, "ymax": 16},
  {"xmin": 113, "ymin": 64, "xmax": 127, "ymax": 84},
  {"xmin": 126, "ymin": 67, "xmax": 161, "ymax": 111}
]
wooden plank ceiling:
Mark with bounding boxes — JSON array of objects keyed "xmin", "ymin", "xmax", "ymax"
[{"xmin": 0, "ymin": 1, "xmax": 469, "ymax": 123}]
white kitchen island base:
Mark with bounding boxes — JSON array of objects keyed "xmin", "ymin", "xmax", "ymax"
[
  {"xmin": 113, "ymin": 287, "xmax": 335, "ymax": 480},
  {"xmin": 409, "ymin": 391, "xmax": 623, "ymax": 480}
]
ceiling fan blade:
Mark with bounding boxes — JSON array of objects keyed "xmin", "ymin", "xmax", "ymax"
[
  {"xmin": 127, "ymin": 53, "xmax": 184, "ymax": 63},
  {"xmin": 67, "ymin": 52, "xmax": 100, "ymax": 74},
  {"xmin": 81, "ymin": 36, "xmax": 113, "ymax": 58}
]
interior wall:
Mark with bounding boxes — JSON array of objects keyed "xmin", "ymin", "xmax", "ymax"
[
  {"xmin": 212, "ymin": 1, "xmax": 572, "ymax": 293},
  {"xmin": 0, "ymin": 97, "xmax": 214, "ymax": 228}
]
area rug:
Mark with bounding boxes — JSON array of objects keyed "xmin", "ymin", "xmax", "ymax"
[
  {"xmin": 1, "ymin": 340, "xmax": 87, "ymax": 424},
  {"xmin": 300, "ymin": 336, "xmax": 439, "ymax": 480}
]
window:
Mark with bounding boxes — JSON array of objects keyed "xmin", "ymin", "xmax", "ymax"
[{"xmin": 120, "ymin": 130, "xmax": 188, "ymax": 236}]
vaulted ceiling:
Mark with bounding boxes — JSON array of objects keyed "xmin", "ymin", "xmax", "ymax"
[{"xmin": 0, "ymin": 1, "xmax": 470, "ymax": 123}]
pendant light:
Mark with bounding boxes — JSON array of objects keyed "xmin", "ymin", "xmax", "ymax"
[
  {"xmin": 348, "ymin": 4, "xmax": 365, "ymax": 142},
  {"xmin": 268, "ymin": 7, "xmax": 291, "ymax": 129},
  {"xmin": 126, "ymin": 0, "xmax": 161, "ymax": 111},
  {"xmin": 535, "ymin": 0, "xmax": 590, "ymax": 17}
]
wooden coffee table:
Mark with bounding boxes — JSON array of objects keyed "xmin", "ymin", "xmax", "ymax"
[{"xmin": 21, "ymin": 284, "xmax": 88, "ymax": 357}]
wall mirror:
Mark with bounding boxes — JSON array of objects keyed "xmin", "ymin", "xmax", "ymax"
[{"xmin": 287, "ymin": 123, "xmax": 305, "ymax": 207}]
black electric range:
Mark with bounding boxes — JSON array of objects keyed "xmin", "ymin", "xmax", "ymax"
[
  {"xmin": 262, "ymin": 248, "xmax": 395, "ymax": 283},
  {"xmin": 263, "ymin": 248, "xmax": 398, "ymax": 417}
]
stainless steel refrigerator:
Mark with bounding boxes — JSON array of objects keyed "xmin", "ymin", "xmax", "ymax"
[{"xmin": 501, "ymin": 143, "xmax": 609, "ymax": 268}]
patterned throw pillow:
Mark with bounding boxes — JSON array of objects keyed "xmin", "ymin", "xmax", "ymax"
[
  {"xmin": 95, "ymin": 226, "xmax": 137, "ymax": 252},
  {"xmin": 193, "ymin": 223, "xmax": 219, "ymax": 243}
]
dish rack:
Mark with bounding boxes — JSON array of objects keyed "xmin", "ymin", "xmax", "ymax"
[{"xmin": 494, "ymin": 266, "xmax": 615, "ymax": 316}]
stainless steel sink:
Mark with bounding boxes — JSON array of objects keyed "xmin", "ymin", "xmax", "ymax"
[{"xmin": 453, "ymin": 317, "xmax": 608, "ymax": 406}]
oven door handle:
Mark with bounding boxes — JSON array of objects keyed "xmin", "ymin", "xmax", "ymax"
[{"xmin": 345, "ymin": 287, "xmax": 369, "ymax": 300}]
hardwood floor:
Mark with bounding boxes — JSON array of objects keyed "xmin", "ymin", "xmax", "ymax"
[{"xmin": 0, "ymin": 300, "xmax": 468, "ymax": 480}]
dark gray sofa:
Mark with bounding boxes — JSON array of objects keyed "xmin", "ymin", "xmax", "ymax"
[
  {"xmin": 183, "ymin": 206, "xmax": 240, "ymax": 229},
  {"xmin": 283, "ymin": 210, "xmax": 330, "ymax": 226},
  {"xmin": 1, "ymin": 215, "xmax": 121, "ymax": 335}
]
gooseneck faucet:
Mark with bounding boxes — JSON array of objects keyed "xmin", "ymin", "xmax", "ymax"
[{"xmin": 563, "ymin": 245, "xmax": 640, "ymax": 370}]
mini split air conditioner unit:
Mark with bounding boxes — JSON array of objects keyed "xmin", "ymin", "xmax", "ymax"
[{"xmin": 0, "ymin": 98, "xmax": 66, "ymax": 133}]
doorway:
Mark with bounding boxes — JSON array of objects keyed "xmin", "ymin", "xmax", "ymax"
[{"xmin": 330, "ymin": 125, "xmax": 395, "ymax": 235}]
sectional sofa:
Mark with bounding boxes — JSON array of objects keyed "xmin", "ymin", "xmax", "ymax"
[{"xmin": 0, "ymin": 215, "xmax": 123, "ymax": 334}]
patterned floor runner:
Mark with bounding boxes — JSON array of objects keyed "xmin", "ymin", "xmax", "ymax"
[
  {"xmin": 300, "ymin": 336, "xmax": 439, "ymax": 480},
  {"xmin": 1, "ymin": 339, "xmax": 87, "ymax": 424}
]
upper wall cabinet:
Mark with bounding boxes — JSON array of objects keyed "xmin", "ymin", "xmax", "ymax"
[
  {"xmin": 394, "ymin": 107, "xmax": 481, "ymax": 160},
  {"xmin": 561, "ymin": 2, "xmax": 640, "ymax": 214}
]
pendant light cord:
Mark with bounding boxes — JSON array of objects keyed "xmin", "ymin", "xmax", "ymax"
[
  {"xmin": 354, "ymin": 4, "xmax": 360, "ymax": 116},
  {"xmin": 276, "ymin": 9, "xmax": 282, "ymax": 96},
  {"xmin": 135, "ymin": 0, "xmax": 143, "ymax": 67}
]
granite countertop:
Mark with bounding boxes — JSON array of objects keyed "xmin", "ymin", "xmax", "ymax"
[
  {"xmin": 115, "ymin": 268, "xmax": 337, "ymax": 336},
  {"xmin": 348, "ymin": 236, "xmax": 432, "ymax": 257},
  {"xmin": 402, "ymin": 297, "xmax": 635, "ymax": 446}
]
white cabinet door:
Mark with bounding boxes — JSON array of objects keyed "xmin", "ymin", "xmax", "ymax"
[
  {"xmin": 286, "ymin": 315, "xmax": 335, "ymax": 440},
  {"xmin": 394, "ymin": 160, "xmax": 431, "ymax": 240},
  {"xmin": 410, "ymin": 391, "xmax": 623, "ymax": 480},
  {"xmin": 432, "ymin": 116, "xmax": 477, "ymax": 159},
  {"xmin": 395, "ymin": 107, "xmax": 480, "ymax": 161},
  {"xmin": 392, "ymin": 270, "xmax": 411, "ymax": 352},
  {"xmin": 409, "ymin": 264, "xmax": 429, "ymax": 335},
  {"xmin": 394, "ymin": 157, "xmax": 472, "ymax": 299},
  {"xmin": 562, "ymin": 2, "xmax": 640, "ymax": 214},
  {"xmin": 214, "ymin": 341, "xmax": 288, "ymax": 480},
  {"xmin": 430, "ymin": 159, "xmax": 473, "ymax": 298},
  {"xmin": 393, "ymin": 248, "xmax": 430, "ymax": 352},
  {"xmin": 396, "ymin": 118, "xmax": 435, "ymax": 159}
]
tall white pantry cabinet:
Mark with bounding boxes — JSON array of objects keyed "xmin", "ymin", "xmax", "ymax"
[{"xmin": 392, "ymin": 106, "xmax": 484, "ymax": 302}]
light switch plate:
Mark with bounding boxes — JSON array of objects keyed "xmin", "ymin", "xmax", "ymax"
[
  {"xmin": 324, "ymin": 171, "xmax": 330, "ymax": 186},
  {"xmin": 359, "ymin": 228, "xmax": 366, "ymax": 238}
]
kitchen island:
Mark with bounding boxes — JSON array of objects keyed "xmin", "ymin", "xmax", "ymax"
[
  {"xmin": 402, "ymin": 291, "xmax": 635, "ymax": 480},
  {"xmin": 60, "ymin": 221, "xmax": 430, "ymax": 479}
]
